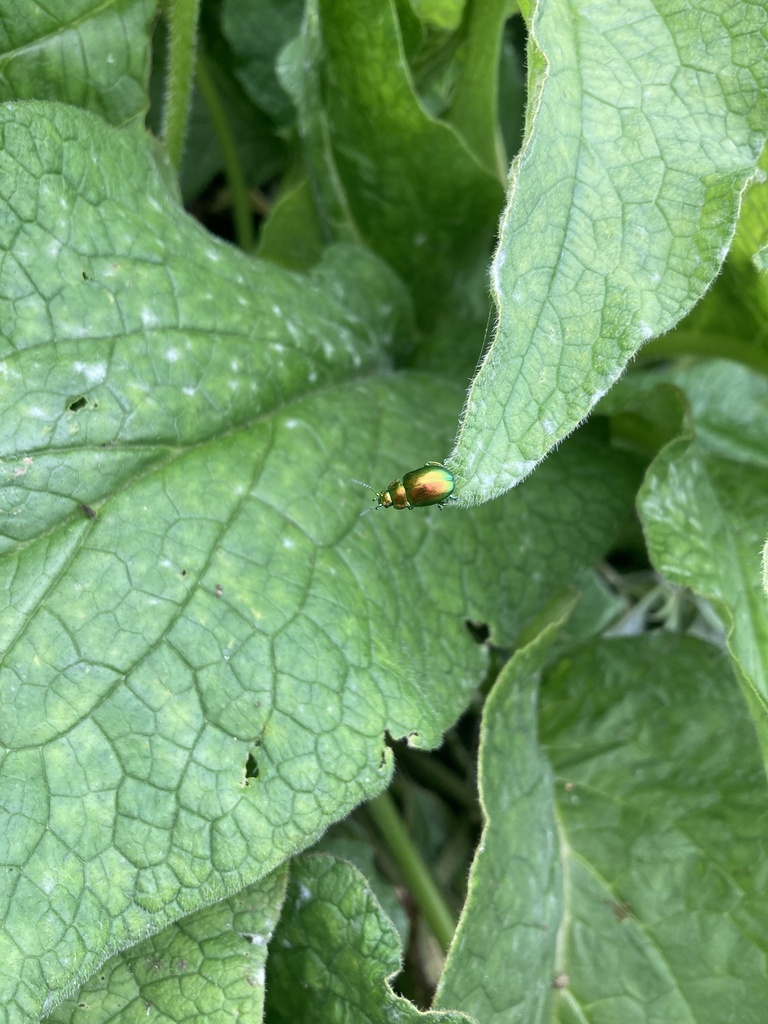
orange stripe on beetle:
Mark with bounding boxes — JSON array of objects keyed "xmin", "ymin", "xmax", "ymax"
[{"xmin": 353, "ymin": 462, "xmax": 457, "ymax": 514}]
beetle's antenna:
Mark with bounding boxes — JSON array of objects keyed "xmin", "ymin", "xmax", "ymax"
[
  {"xmin": 350, "ymin": 478, "xmax": 378, "ymax": 495},
  {"xmin": 351, "ymin": 479, "xmax": 381, "ymax": 516}
]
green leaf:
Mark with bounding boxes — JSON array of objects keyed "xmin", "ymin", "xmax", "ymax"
[
  {"xmin": 314, "ymin": 829, "xmax": 410, "ymax": 949},
  {"xmin": 0, "ymin": 102, "xmax": 638, "ymax": 1020},
  {"xmin": 221, "ymin": 0, "xmax": 304, "ymax": 125},
  {"xmin": 42, "ymin": 869, "xmax": 287, "ymax": 1023},
  {"xmin": 264, "ymin": 854, "xmax": 471, "ymax": 1024},
  {"xmin": 276, "ymin": 0, "xmax": 503, "ymax": 338},
  {"xmin": 257, "ymin": 174, "xmax": 324, "ymax": 270},
  {"xmin": 448, "ymin": 0, "xmax": 768, "ymax": 503},
  {"xmin": 4, "ymin": 3, "xmax": 767, "ymax": 1019},
  {"xmin": 637, "ymin": 360, "xmax": 768, "ymax": 764},
  {"xmin": 439, "ymin": 633, "xmax": 768, "ymax": 1023},
  {"xmin": 660, "ymin": 360, "xmax": 768, "ymax": 467},
  {"xmin": 442, "ymin": 0, "xmax": 510, "ymax": 178},
  {"xmin": 409, "ymin": 0, "xmax": 465, "ymax": 33},
  {"xmin": 541, "ymin": 636, "xmax": 768, "ymax": 1023},
  {"xmin": 597, "ymin": 377, "xmax": 688, "ymax": 462},
  {"xmin": 434, "ymin": 593, "xmax": 575, "ymax": 1023},
  {"xmin": 0, "ymin": 0, "xmax": 156, "ymax": 126},
  {"xmin": 642, "ymin": 142, "xmax": 768, "ymax": 372},
  {"xmin": 543, "ymin": 567, "xmax": 628, "ymax": 660}
]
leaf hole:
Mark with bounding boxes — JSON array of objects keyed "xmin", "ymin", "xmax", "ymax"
[
  {"xmin": 465, "ymin": 619, "xmax": 490, "ymax": 643},
  {"xmin": 68, "ymin": 396, "xmax": 87, "ymax": 412},
  {"xmin": 244, "ymin": 750, "xmax": 259, "ymax": 781}
]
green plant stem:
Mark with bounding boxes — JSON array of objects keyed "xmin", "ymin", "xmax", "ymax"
[
  {"xmin": 161, "ymin": 0, "xmax": 201, "ymax": 171},
  {"xmin": 195, "ymin": 53, "xmax": 255, "ymax": 252},
  {"xmin": 367, "ymin": 791, "xmax": 456, "ymax": 954}
]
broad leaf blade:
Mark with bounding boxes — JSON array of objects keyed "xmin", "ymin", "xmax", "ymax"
[
  {"xmin": 437, "ymin": 632, "xmax": 768, "ymax": 1023},
  {"xmin": 642, "ymin": 142, "xmax": 768, "ymax": 372},
  {"xmin": 0, "ymin": 103, "xmax": 406, "ymax": 548},
  {"xmin": 434, "ymin": 594, "xmax": 575, "ymax": 1023},
  {"xmin": 0, "ymin": 0, "xmax": 156, "ymax": 126},
  {"xmin": 637, "ymin": 361, "xmax": 768, "ymax": 763},
  {"xmin": 0, "ymin": 102, "xmax": 639, "ymax": 1020},
  {"xmin": 542, "ymin": 636, "xmax": 768, "ymax": 1023},
  {"xmin": 42, "ymin": 869, "xmax": 288, "ymax": 1023},
  {"xmin": 265, "ymin": 854, "xmax": 472, "ymax": 1024},
  {"xmin": 449, "ymin": 0, "xmax": 768, "ymax": 503},
  {"xmin": 278, "ymin": 0, "xmax": 503, "ymax": 336},
  {"xmin": 221, "ymin": 0, "xmax": 304, "ymax": 125},
  {"xmin": 442, "ymin": 0, "xmax": 510, "ymax": 178}
]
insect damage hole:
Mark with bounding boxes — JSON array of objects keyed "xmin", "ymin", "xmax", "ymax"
[
  {"xmin": 465, "ymin": 619, "xmax": 490, "ymax": 644},
  {"xmin": 243, "ymin": 750, "xmax": 260, "ymax": 783},
  {"xmin": 68, "ymin": 396, "xmax": 87, "ymax": 412}
]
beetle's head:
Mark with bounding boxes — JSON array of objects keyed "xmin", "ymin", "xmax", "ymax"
[{"xmin": 351, "ymin": 479, "xmax": 390, "ymax": 515}]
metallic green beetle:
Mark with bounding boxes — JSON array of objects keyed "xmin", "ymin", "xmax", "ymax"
[{"xmin": 354, "ymin": 462, "xmax": 456, "ymax": 514}]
